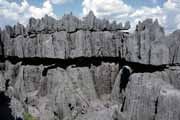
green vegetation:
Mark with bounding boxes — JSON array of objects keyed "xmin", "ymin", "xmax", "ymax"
[{"xmin": 23, "ymin": 112, "xmax": 38, "ymax": 120}]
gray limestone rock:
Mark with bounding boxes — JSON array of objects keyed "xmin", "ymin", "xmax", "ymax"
[
  {"xmin": 83, "ymin": 11, "xmax": 98, "ymax": 31},
  {"xmin": 91, "ymin": 63, "xmax": 119, "ymax": 98},
  {"xmin": 60, "ymin": 13, "xmax": 82, "ymax": 32},
  {"xmin": 126, "ymin": 18, "xmax": 169, "ymax": 65},
  {"xmin": 14, "ymin": 23, "xmax": 25, "ymax": 37},
  {"xmin": 1, "ymin": 11, "xmax": 180, "ymax": 120},
  {"xmin": 123, "ymin": 21, "xmax": 130, "ymax": 30},
  {"xmin": 2, "ymin": 12, "xmax": 180, "ymax": 66},
  {"xmin": 165, "ymin": 30, "xmax": 180, "ymax": 64},
  {"xmin": 112, "ymin": 69, "xmax": 180, "ymax": 120},
  {"xmin": 0, "ymin": 61, "xmax": 122, "ymax": 120},
  {"xmin": 0, "ymin": 11, "xmax": 131, "ymax": 59},
  {"xmin": 111, "ymin": 66, "xmax": 132, "ymax": 103},
  {"xmin": 0, "ymin": 71, "xmax": 5, "ymax": 91}
]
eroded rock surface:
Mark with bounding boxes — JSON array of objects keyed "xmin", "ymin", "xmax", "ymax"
[
  {"xmin": 1, "ymin": 13, "xmax": 180, "ymax": 65},
  {"xmin": 111, "ymin": 66, "xmax": 180, "ymax": 120},
  {"xmin": 0, "ymin": 61, "xmax": 121, "ymax": 120},
  {"xmin": 1, "ymin": 11, "xmax": 180, "ymax": 120}
]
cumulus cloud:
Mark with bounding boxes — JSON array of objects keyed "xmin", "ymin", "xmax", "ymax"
[
  {"xmin": 163, "ymin": 0, "xmax": 177, "ymax": 10},
  {"xmin": 29, "ymin": 0, "xmax": 56, "ymax": 18},
  {"xmin": 0, "ymin": 0, "xmax": 57, "ymax": 27},
  {"xmin": 82, "ymin": 0, "xmax": 180, "ymax": 32},
  {"xmin": 50, "ymin": 0, "xmax": 72, "ymax": 4},
  {"xmin": 129, "ymin": 6, "xmax": 166, "ymax": 29},
  {"xmin": 82, "ymin": 0, "xmax": 132, "ymax": 18},
  {"xmin": 152, "ymin": 0, "xmax": 158, "ymax": 4},
  {"xmin": 162, "ymin": 0, "xmax": 180, "ymax": 31},
  {"xmin": 1, "ymin": 0, "xmax": 180, "ymax": 33}
]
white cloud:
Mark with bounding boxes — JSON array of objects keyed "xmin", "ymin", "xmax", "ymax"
[
  {"xmin": 152, "ymin": 0, "xmax": 158, "ymax": 4},
  {"xmin": 162, "ymin": 0, "xmax": 180, "ymax": 31},
  {"xmin": 0, "ymin": 0, "xmax": 57, "ymax": 27},
  {"xmin": 1, "ymin": 0, "xmax": 180, "ymax": 33},
  {"xmin": 82, "ymin": 0, "xmax": 180, "ymax": 32},
  {"xmin": 82, "ymin": 0, "xmax": 132, "ymax": 18},
  {"xmin": 129, "ymin": 6, "xmax": 166, "ymax": 29},
  {"xmin": 29, "ymin": 0, "xmax": 56, "ymax": 19},
  {"xmin": 50, "ymin": 0, "xmax": 72, "ymax": 4},
  {"xmin": 163, "ymin": 0, "xmax": 176, "ymax": 10}
]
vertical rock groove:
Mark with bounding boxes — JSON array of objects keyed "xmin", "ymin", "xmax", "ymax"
[
  {"xmin": 154, "ymin": 97, "xmax": 159, "ymax": 120},
  {"xmin": 1, "ymin": 11, "xmax": 180, "ymax": 120},
  {"xmin": 120, "ymin": 66, "xmax": 131, "ymax": 93}
]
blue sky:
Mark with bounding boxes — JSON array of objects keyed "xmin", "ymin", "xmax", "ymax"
[
  {"xmin": 0, "ymin": 0, "xmax": 180, "ymax": 32},
  {"xmin": 26, "ymin": 0, "xmax": 83, "ymax": 16}
]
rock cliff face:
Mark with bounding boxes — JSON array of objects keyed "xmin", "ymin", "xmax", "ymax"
[{"xmin": 0, "ymin": 11, "xmax": 180, "ymax": 120}]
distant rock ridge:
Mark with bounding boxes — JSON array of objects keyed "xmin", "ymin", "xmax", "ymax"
[
  {"xmin": 2, "ymin": 11, "xmax": 130, "ymax": 38},
  {"xmin": 1, "ymin": 11, "xmax": 180, "ymax": 66},
  {"xmin": 0, "ymin": 11, "xmax": 131, "ymax": 60}
]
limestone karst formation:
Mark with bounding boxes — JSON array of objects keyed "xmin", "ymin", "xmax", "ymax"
[{"xmin": 0, "ymin": 11, "xmax": 180, "ymax": 120}]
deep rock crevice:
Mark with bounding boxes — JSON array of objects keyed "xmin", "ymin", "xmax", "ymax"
[
  {"xmin": 5, "ymin": 79, "xmax": 10, "ymax": 90},
  {"xmin": 120, "ymin": 96, "xmax": 126, "ymax": 112},
  {"xmin": 154, "ymin": 97, "xmax": 159, "ymax": 120},
  {"xmin": 1, "ymin": 12, "xmax": 180, "ymax": 120},
  {"xmin": 0, "ymin": 55, "xmax": 175, "ymax": 76},
  {"xmin": 0, "ymin": 92, "xmax": 22, "ymax": 120},
  {"xmin": 120, "ymin": 66, "xmax": 131, "ymax": 93}
]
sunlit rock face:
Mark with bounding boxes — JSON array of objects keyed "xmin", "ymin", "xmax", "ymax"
[
  {"xmin": 0, "ymin": 11, "xmax": 129, "ymax": 60},
  {"xmin": 1, "ymin": 11, "xmax": 180, "ymax": 120},
  {"xmin": 1, "ymin": 12, "xmax": 180, "ymax": 66}
]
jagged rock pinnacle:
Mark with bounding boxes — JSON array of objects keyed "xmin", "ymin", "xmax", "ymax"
[{"xmin": 0, "ymin": 12, "xmax": 180, "ymax": 120}]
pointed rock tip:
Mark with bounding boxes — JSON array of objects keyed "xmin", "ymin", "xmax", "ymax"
[
  {"xmin": 88, "ymin": 10, "xmax": 95, "ymax": 17},
  {"xmin": 154, "ymin": 19, "xmax": 159, "ymax": 25},
  {"xmin": 124, "ymin": 21, "xmax": 131, "ymax": 30}
]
